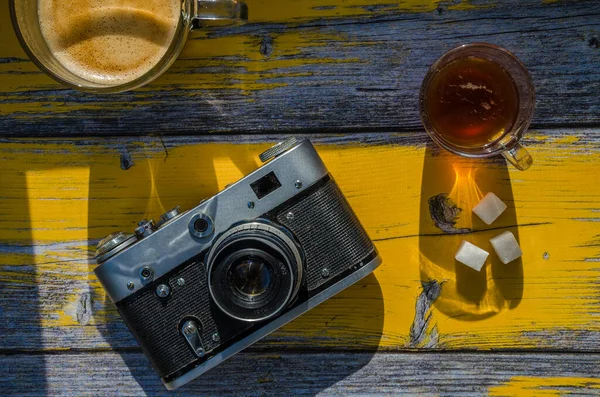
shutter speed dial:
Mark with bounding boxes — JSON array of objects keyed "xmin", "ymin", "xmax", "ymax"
[{"xmin": 159, "ymin": 206, "xmax": 182, "ymax": 227}]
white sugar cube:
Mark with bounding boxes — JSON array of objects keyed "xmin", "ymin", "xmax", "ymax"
[
  {"xmin": 455, "ymin": 240, "xmax": 489, "ymax": 271},
  {"xmin": 490, "ymin": 231, "xmax": 522, "ymax": 264},
  {"xmin": 472, "ymin": 192, "xmax": 507, "ymax": 225}
]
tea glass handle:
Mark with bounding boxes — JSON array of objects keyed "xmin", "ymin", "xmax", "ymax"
[
  {"xmin": 502, "ymin": 143, "xmax": 533, "ymax": 171},
  {"xmin": 194, "ymin": 0, "xmax": 248, "ymax": 25}
]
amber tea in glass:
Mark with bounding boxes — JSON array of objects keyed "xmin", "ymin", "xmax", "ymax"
[{"xmin": 420, "ymin": 43, "xmax": 535, "ymax": 171}]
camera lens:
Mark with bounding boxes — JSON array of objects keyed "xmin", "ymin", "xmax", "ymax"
[
  {"xmin": 206, "ymin": 222, "xmax": 303, "ymax": 322},
  {"xmin": 230, "ymin": 256, "xmax": 272, "ymax": 297},
  {"xmin": 220, "ymin": 248, "xmax": 281, "ymax": 311}
]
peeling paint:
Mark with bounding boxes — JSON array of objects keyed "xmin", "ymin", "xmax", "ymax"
[
  {"xmin": 428, "ymin": 193, "xmax": 471, "ymax": 234},
  {"xmin": 409, "ymin": 280, "xmax": 441, "ymax": 347}
]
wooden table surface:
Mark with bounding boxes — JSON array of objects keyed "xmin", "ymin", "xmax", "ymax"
[{"xmin": 1, "ymin": 0, "xmax": 600, "ymax": 395}]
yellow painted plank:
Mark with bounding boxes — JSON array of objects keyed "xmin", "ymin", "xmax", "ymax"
[
  {"xmin": 489, "ymin": 376, "xmax": 600, "ymax": 396},
  {"xmin": 0, "ymin": 137, "xmax": 598, "ymax": 350}
]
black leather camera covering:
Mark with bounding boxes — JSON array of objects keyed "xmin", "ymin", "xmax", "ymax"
[
  {"xmin": 276, "ymin": 177, "xmax": 374, "ymax": 291},
  {"xmin": 115, "ymin": 258, "xmax": 252, "ymax": 378}
]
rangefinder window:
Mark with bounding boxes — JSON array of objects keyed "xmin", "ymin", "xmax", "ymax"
[{"xmin": 250, "ymin": 172, "xmax": 281, "ymax": 199}]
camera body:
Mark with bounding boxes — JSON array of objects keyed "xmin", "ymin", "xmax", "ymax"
[{"xmin": 94, "ymin": 138, "xmax": 382, "ymax": 390}]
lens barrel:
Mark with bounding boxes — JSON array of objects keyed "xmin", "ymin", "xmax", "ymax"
[{"xmin": 206, "ymin": 222, "xmax": 303, "ymax": 322}]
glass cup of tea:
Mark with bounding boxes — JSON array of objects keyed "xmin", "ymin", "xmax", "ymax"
[
  {"xmin": 10, "ymin": 0, "xmax": 248, "ymax": 93},
  {"xmin": 420, "ymin": 43, "xmax": 535, "ymax": 171}
]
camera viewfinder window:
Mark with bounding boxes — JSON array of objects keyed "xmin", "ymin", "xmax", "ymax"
[{"xmin": 251, "ymin": 172, "xmax": 282, "ymax": 199}]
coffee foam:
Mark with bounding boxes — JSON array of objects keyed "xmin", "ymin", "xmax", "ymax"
[{"xmin": 38, "ymin": 0, "xmax": 180, "ymax": 85}]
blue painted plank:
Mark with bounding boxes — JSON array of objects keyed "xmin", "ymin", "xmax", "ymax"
[{"xmin": 0, "ymin": 1, "xmax": 599, "ymax": 136}]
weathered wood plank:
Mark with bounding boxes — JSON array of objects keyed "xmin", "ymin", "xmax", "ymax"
[
  {"xmin": 0, "ymin": 131, "xmax": 598, "ymax": 351},
  {"xmin": 1, "ymin": 1, "xmax": 599, "ymax": 135},
  {"xmin": 1, "ymin": 351, "xmax": 599, "ymax": 396}
]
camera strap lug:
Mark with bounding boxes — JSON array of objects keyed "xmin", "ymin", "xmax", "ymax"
[{"xmin": 181, "ymin": 320, "xmax": 206, "ymax": 358}]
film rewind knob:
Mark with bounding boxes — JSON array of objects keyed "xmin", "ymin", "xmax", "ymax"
[{"xmin": 258, "ymin": 137, "xmax": 298, "ymax": 163}]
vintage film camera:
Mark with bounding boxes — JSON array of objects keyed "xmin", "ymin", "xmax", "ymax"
[{"xmin": 94, "ymin": 138, "xmax": 382, "ymax": 389}]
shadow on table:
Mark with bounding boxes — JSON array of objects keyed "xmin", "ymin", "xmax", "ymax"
[
  {"xmin": 0, "ymin": 163, "xmax": 48, "ymax": 395},
  {"xmin": 177, "ymin": 272, "xmax": 383, "ymax": 396},
  {"xmin": 87, "ymin": 140, "xmax": 384, "ymax": 396},
  {"xmin": 418, "ymin": 143, "xmax": 523, "ymax": 321}
]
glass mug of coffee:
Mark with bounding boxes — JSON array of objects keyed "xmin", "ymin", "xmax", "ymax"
[
  {"xmin": 10, "ymin": 0, "xmax": 248, "ymax": 93},
  {"xmin": 420, "ymin": 43, "xmax": 535, "ymax": 171}
]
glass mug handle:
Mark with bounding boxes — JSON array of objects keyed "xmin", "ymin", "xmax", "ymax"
[
  {"xmin": 502, "ymin": 143, "xmax": 533, "ymax": 171},
  {"xmin": 194, "ymin": 0, "xmax": 248, "ymax": 25}
]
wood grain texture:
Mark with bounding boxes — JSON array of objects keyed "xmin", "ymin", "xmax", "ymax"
[
  {"xmin": 1, "ymin": 131, "xmax": 598, "ymax": 353},
  {"xmin": 2, "ymin": 0, "xmax": 599, "ymax": 393},
  {"xmin": 1, "ymin": 351, "xmax": 599, "ymax": 396},
  {"xmin": 1, "ymin": 0, "xmax": 599, "ymax": 136}
]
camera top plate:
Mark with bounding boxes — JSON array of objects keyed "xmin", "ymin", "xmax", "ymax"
[{"xmin": 94, "ymin": 139, "xmax": 328, "ymax": 304}]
